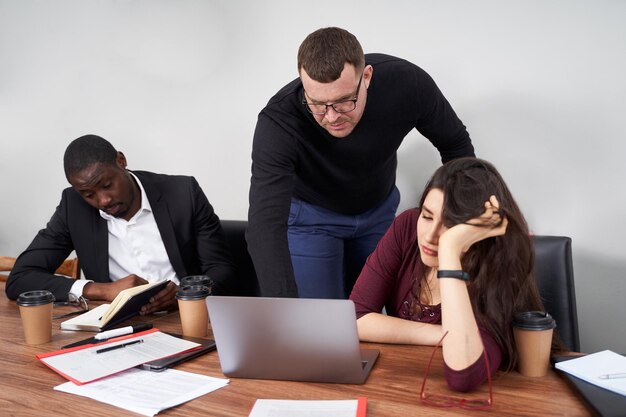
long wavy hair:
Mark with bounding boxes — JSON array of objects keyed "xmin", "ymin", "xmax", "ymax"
[{"xmin": 417, "ymin": 157, "xmax": 547, "ymax": 371}]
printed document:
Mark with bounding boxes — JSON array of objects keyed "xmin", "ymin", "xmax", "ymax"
[
  {"xmin": 55, "ymin": 367, "xmax": 229, "ymax": 416},
  {"xmin": 37, "ymin": 329, "xmax": 199, "ymax": 384}
]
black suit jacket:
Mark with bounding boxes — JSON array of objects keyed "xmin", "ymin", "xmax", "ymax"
[{"xmin": 6, "ymin": 171, "xmax": 236, "ymax": 301}]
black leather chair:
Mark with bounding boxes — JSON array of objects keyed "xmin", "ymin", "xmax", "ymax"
[
  {"xmin": 220, "ymin": 220, "xmax": 260, "ymax": 296},
  {"xmin": 532, "ymin": 235, "xmax": 580, "ymax": 352}
]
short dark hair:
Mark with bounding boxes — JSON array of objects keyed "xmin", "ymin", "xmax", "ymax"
[
  {"xmin": 63, "ymin": 135, "xmax": 118, "ymax": 180},
  {"xmin": 297, "ymin": 27, "xmax": 364, "ymax": 82}
]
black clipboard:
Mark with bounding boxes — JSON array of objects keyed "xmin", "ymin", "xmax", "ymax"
[{"xmin": 553, "ymin": 355, "xmax": 626, "ymax": 417}]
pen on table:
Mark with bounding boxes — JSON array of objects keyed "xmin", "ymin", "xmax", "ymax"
[
  {"xmin": 94, "ymin": 323, "xmax": 153, "ymax": 340},
  {"xmin": 95, "ymin": 339, "xmax": 143, "ymax": 354},
  {"xmin": 598, "ymin": 372, "xmax": 626, "ymax": 379}
]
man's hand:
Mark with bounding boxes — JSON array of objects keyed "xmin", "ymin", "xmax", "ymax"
[
  {"xmin": 83, "ymin": 274, "xmax": 149, "ymax": 301},
  {"xmin": 140, "ymin": 281, "xmax": 179, "ymax": 315}
]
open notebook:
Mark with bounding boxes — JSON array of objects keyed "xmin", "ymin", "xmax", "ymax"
[
  {"xmin": 206, "ymin": 296, "xmax": 378, "ymax": 384},
  {"xmin": 61, "ymin": 280, "xmax": 168, "ymax": 331}
]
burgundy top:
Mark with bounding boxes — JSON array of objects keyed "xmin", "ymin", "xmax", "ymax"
[{"xmin": 349, "ymin": 208, "xmax": 502, "ymax": 391}]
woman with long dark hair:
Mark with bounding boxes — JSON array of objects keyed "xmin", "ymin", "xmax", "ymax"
[{"xmin": 349, "ymin": 157, "xmax": 550, "ymax": 391}]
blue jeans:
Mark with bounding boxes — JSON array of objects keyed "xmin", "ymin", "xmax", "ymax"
[{"xmin": 287, "ymin": 187, "xmax": 400, "ymax": 299}]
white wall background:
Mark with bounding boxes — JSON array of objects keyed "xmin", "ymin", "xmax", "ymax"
[{"xmin": 1, "ymin": 0, "xmax": 624, "ymax": 353}]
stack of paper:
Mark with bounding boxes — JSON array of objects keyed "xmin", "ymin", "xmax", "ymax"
[
  {"xmin": 55, "ymin": 368, "xmax": 229, "ymax": 417},
  {"xmin": 555, "ymin": 350, "xmax": 626, "ymax": 397}
]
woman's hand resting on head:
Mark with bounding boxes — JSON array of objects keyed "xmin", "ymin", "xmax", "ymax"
[{"xmin": 438, "ymin": 195, "xmax": 509, "ymax": 262}]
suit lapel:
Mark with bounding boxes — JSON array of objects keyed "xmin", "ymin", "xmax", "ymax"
[
  {"xmin": 139, "ymin": 173, "xmax": 187, "ymax": 277},
  {"xmin": 92, "ymin": 210, "xmax": 110, "ymax": 281}
]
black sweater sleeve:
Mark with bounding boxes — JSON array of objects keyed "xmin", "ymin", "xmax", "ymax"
[{"xmin": 247, "ymin": 114, "xmax": 300, "ymax": 297}]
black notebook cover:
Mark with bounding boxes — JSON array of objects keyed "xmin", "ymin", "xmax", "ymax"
[
  {"xmin": 101, "ymin": 280, "xmax": 169, "ymax": 330},
  {"xmin": 553, "ymin": 355, "xmax": 626, "ymax": 417}
]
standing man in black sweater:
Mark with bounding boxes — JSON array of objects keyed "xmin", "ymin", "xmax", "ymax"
[{"xmin": 247, "ymin": 27, "xmax": 475, "ymax": 298}]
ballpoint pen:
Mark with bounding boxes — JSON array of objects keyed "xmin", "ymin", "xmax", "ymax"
[
  {"xmin": 95, "ymin": 339, "xmax": 143, "ymax": 354},
  {"xmin": 598, "ymin": 372, "xmax": 626, "ymax": 379}
]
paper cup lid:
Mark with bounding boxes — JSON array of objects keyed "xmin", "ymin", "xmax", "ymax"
[
  {"xmin": 16, "ymin": 290, "xmax": 55, "ymax": 306},
  {"xmin": 512, "ymin": 311, "xmax": 557, "ymax": 330},
  {"xmin": 180, "ymin": 275, "xmax": 213, "ymax": 287},
  {"xmin": 176, "ymin": 285, "xmax": 211, "ymax": 300}
]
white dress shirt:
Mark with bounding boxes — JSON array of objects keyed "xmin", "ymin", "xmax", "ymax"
[{"xmin": 70, "ymin": 173, "xmax": 179, "ymax": 297}]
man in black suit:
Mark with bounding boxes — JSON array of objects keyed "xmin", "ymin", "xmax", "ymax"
[{"xmin": 6, "ymin": 135, "xmax": 236, "ymax": 314}]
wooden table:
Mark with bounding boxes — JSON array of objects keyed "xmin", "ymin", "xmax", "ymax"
[{"xmin": 0, "ymin": 283, "xmax": 590, "ymax": 417}]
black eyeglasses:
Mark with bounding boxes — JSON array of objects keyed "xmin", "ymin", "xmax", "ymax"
[
  {"xmin": 53, "ymin": 294, "xmax": 89, "ymax": 319},
  {"xmin": 302, "ymin": 73, "xmax": 363, "ymax": 115},
  {"xmin": 420, "ymin": 330, "xmax": 493, "ymax": 410}
]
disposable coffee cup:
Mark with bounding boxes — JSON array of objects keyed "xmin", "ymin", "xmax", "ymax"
[
  {"xmin": 180, "ymin": 275, "xmax": 213, "ymax": 289},
  {"xmin": 513, "ymin": 311, "xmax": 556, "ymax": 377},
  {"xmin": 176, "ymin": 285, "xmax": 211, "ymax": 337},
  {"xmin": 16, "ymin": 290, "xmax": 56, "ymax": 345}
]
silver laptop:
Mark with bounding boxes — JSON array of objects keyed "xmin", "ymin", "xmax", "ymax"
[{"xmin": 205, "ymin": 296, "xmax": 379, "ymax": 384}]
